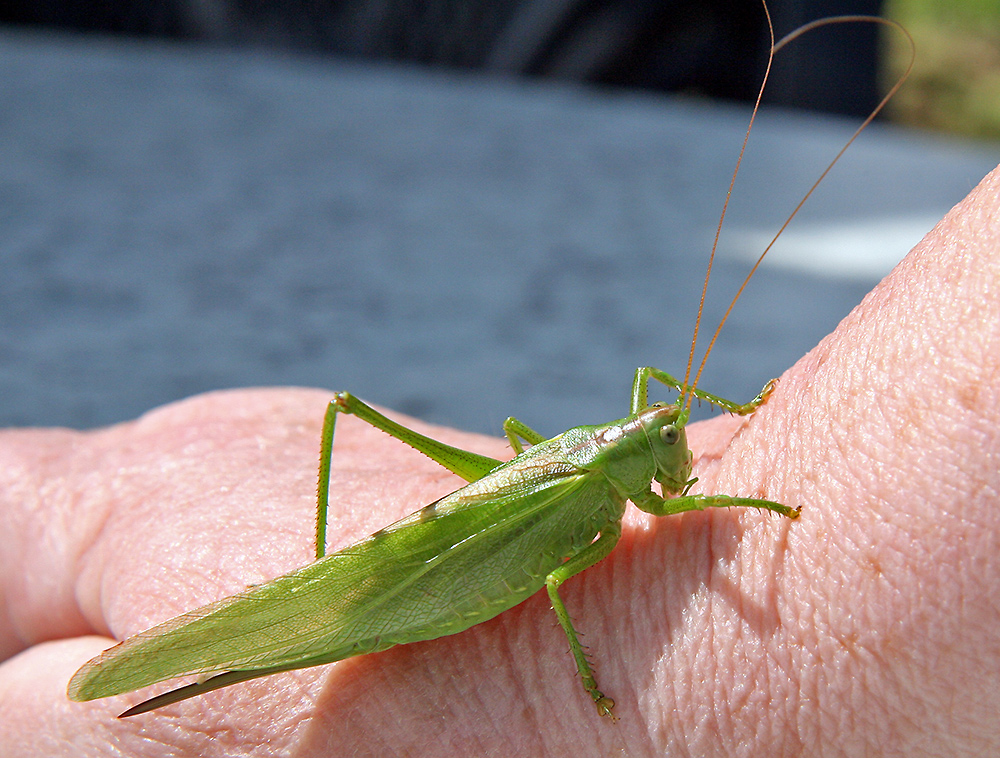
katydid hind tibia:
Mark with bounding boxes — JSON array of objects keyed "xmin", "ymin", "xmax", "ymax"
[{"xmin": 66, "ymin": 11, "xmax": 912, "ymax": 722}]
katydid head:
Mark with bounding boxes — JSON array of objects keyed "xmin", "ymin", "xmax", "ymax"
[{"xmin": 638, "ymin": 402, "xmax": 694, "ymax": 497}]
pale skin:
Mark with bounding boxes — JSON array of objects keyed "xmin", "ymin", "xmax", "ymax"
[{"xmin": 2, "ymin": 166, "xmax": 999, "ymax": 757}]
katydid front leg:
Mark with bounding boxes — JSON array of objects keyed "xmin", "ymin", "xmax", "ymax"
[
  {"xmin": 632, "ymin": 488, "xmax": 801, "ymax": 520},
  {"xmin": 631, "ymin": 366, "xmax": 778, "ymax": 416}
]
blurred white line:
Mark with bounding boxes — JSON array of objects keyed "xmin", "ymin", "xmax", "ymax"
[{"xmin": 725, "ymin": 215, "xmax": 941, "ymax": 280}]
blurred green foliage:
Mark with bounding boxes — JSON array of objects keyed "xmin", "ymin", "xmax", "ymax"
[{"xmin": 884, "ymin": 0, "xmax": 1000, "ymax": 140}]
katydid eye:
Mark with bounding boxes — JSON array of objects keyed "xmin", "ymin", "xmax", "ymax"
[{"xmin": 660, "ymin": 425, "xmax": 680, "ymax": 445}]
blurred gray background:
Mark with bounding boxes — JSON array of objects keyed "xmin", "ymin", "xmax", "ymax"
[{"xmin": 1, "ymin": 2, "xmax": 998, "ymax": 437}]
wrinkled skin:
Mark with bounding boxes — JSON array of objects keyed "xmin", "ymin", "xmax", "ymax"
[{"xmin": 2, "ymin": 166, "xmax": 999, "ymax": 757}]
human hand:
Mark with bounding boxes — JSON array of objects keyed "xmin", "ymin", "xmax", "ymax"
[{"xmin": 2, "ymin": 166, "xmax": 998, "ymax": 757}]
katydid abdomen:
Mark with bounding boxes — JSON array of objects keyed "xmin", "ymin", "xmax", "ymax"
[{"xmin": 67, "ymin": 428, "xmax": 627, "ymax": 705}]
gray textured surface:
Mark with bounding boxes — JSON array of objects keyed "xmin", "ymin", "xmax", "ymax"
[{"xmin": 2, "ymin": 30, "xmax": 997, "ymax": 436}]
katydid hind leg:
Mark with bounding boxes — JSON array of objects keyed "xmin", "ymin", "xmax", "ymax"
[
  {"xmin": 327, "ymin": 392, "xmax": 504, "ymax": 480},
  {"xmin": 316, "ymin": 392, "xmax": 506, "ymax": 558},
  {"xmin": 545, "ymin": 521, "xmax": 622, "ymax": 719}
]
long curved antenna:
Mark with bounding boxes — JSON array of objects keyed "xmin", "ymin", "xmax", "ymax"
[
  {"xmin": 682, "ymin": 0, "xmax": 775, "ymax": 408},
  {"xmin": 683, "ymin": 14, "xmax": 916, "ymax": 413}
]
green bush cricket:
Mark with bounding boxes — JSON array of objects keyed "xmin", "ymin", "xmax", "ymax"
[{"xmin": 66, "ymin": 10, "xmax": 913, "ymax": 722}]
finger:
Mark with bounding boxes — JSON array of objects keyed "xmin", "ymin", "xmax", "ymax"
[
  {"xmin": 0, "ymin": 635, "xmax": 322, "ymax": 758},
  {"xmin": 0, "ymin": 428, "xmax": 95, "ymax": 659}
]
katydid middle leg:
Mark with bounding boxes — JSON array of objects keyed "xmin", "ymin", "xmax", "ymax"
[
  {"xmin": 502, "ymin": 416, "xmax": 547, "ymax": 454},
  {"xmin": 545, "ymin": 519, "xmax": 623, "ymax": 719}
]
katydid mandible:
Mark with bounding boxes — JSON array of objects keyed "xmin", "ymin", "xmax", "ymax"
[{"xmin": 67, "ymin": 12, "xmax": 913, "ymax": 721}]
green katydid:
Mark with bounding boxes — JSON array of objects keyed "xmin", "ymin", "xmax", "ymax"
[{"xmin": 67, "ymin": 11, "xmax": 913, "ymax": 721}]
